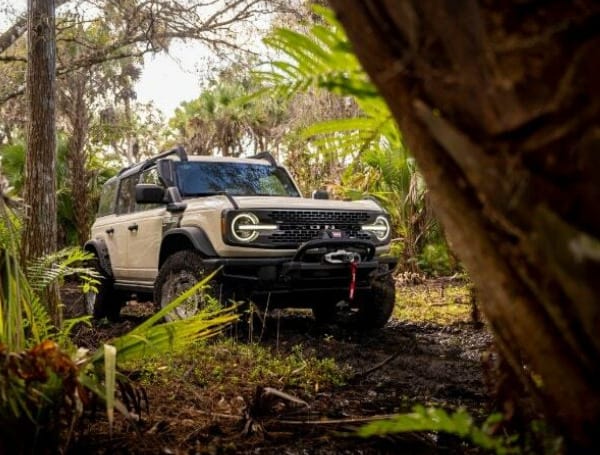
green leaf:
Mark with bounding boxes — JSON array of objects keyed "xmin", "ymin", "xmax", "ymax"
[
  {"xmin": 103, "ymin": 344, "xmax": 117, "ymax": 435},
  {"xmin": 356, "ymin": 406, "xmax": 517, "ymax": 454}
]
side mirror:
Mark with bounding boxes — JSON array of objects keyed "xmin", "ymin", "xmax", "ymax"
[
  {"xmin": 312, "ymin": 189, "xmax": 330, "ymax": 200},
  {"xmin": 165, "ymin": 186, "xmax": 187, "ymax": 212},
  {"xmin": 135, "ymin": 183, "xmax": 165, "ymax": 204}
]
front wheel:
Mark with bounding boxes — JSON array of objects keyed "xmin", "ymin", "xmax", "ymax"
[
  {"xmin": 356, "ymin": 273, "xmax": 396, "ymax": 329},
  {"xmin": 154, "ymin": 251, "xmax": 219, "ymax": 321}
]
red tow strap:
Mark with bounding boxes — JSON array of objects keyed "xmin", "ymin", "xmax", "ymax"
[{"xmin": 348, "ymin": 259, "xmax": 358, "ymax": 301}]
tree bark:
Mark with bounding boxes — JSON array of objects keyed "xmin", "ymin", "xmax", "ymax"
[
  {"xmin": 61, "ymin": 72, "xmax": 91, "ymax": 246},
  {"xmin": 327, "ymin": 0, "xmax": 600, "ymax": 449},
  {"xmin": 23, "ymin": 0, "xmax": 60, "ymax": 323}
]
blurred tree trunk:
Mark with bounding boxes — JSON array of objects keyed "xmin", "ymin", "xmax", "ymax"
[
  {"xmin": 63, "ymin": 74, "xmax": 91, "ymax": 246},
  {"xmin": 328, "ymin": 0, "xmax": 600, "ymax": 449},
  {"xmin": 23, "ymin": 0, "xmax": 60, "ymax": 324}
]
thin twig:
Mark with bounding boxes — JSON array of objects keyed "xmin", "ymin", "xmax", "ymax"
[
  {"xmin": 350, "ymin": 352, "xmax": 400, "ymax": 383},
  {"xmin": 277, "ymin": 414, "xmax": 398, "ymax": 426}
]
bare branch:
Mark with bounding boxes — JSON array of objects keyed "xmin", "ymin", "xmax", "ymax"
[
  {"xmin": 0, "ymin": 0, "xmax": 71, "ymax": 54},
  {"xmin": 0, "ymin": 0, "xmax": 291, "ymax": 106}
]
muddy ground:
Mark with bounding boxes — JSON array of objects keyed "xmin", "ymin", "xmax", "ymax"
[{"xmin": 64, "ymin": 281, "xmax": 496, "ymax": 454}]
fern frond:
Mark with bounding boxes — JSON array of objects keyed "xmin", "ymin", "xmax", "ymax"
[
  {"xmin": 22, "ymin": 294, "xmax": 53, "ymax": 343},
  {"xmin": 357, "ymin": 406, "xmax": 517, "ymax": 454},
  {"xmin": 26, "ymin": 247, "xmax": 96, "ymax": 294},
  {"xmin": 55, "ymin": 315, "xmax": 92, "ymax": 347}
]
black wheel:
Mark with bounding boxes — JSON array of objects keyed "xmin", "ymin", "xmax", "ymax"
[
  {"xmin": 85, "ymin": 258, "xmax": 121, "ymax": 321},
  {"xmin": 356, "ymin": 273, "xmax": 396, "ymax": 329},
  {"xmin": 154, "ymin": 251, "xmax": 219, "ymax": 321}
]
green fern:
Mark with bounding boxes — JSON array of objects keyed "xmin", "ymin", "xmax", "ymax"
[
  {"xmin": 357, "ymin": 405, "xmax": 518, "ymax": 454},
  {"xmin": 22, "ymin": 294, "xmax": 53, "ymax": 342},
  {"xmin": 26, "ymin": 247, "xmax": 97, "ymax": 294}
]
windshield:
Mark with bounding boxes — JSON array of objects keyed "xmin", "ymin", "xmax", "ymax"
[{"xmin": 175, "ymin": 161, "xmax": 300, "ymax": 197}]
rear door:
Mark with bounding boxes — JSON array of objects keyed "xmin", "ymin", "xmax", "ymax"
[{"xmin": 107, "ymin": 173, "xmax": 139, "ymax": 280}]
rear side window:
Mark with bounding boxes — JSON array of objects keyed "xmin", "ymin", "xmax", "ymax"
[
  {"xmin": 97, "ymin": 179, "xmax": 118, "ymax": 217},
  {"xmin": 115, "ymin": 175, "xmax": 137, "ymax": 215},
  {"xmin": 135, "ymin": 167, "xmax": 163, "ymax": 212}
]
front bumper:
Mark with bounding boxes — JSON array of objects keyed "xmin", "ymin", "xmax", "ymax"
[{"xmin": 203, "ymin": 239, "xmax": 396, "ymax": 304}]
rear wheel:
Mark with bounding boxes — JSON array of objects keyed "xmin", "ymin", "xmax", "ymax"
[
  {"xmin": 154, "ymin": 251, "xmax": 219, "ymax": 321},
  {"xmin": 85, "ymin": 258, "xmax": 121, "ymax": 321}
]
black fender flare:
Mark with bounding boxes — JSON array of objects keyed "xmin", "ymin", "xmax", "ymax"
[
  {"xmin": 83, "ymin": 239, "xmax": 114, "ymax": 278},
  {"xmin": 159, "ymin": 227, "xmax": 217, "ymax": 267}
]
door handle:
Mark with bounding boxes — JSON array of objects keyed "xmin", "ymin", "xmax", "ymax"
[
  {"xmin": 105, "ymin": 228, "xmax": 114, "ymax": 235},
  {"xmin": 128, "ymin": 223, "xmax": 139, "ymax": 232}
]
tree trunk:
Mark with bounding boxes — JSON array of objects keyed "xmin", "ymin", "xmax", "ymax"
[
  {"xmin": 61, "ymin": 72, "xmax": 91, "ymax": 246},
  {"xmin": 328, "ymin": 0, "xmax": 600, "ymax": 449},
  {"xmin": 23, "ymin": 0, "xmax": 60, "ymax": 323}
]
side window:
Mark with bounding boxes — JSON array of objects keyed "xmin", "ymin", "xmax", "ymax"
[
  {"xmin": 115, "ymin": 175, "xmax": 137, "ymax": 215},
  {"xmin": 97, "ymin": 178, "xmax": 118, "ymax": 217},
  {"xmin": 136, "ymin": 167, "xmax": 163, "ymax": 212}
]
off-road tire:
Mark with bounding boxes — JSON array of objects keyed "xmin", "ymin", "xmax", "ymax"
[
  {"xmin": 356, "ymin": 273, "xmax": 396, "ymax": 329},
  {"xmin": 154, "ymin": 250, "xmax": 218, "ymax": 321},
  {"xmin": 85, "ymin": 258, "xmax": 121, "ymax": 321}
]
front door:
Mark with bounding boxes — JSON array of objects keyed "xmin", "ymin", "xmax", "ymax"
[{"xmin": 125, "ymin": 166, "xmax": 167, "ymax": 281}]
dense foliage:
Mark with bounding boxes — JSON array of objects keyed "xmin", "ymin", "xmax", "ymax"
[{"xmin": 0, "ymin": 195, "xmax": 237, "ymax": 452}]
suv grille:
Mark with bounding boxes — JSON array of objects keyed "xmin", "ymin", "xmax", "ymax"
[{"xmin": 266, "ymin": 210, "xmax": 373, "ymax": 245}]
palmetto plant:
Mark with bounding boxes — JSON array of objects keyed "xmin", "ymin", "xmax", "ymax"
[
  {"xmin": 169, "ymin": 64, "xmax": 289, "ymax": 158},
  {"xmin": 256, "ymin": 5, "xmax": 433, "ymax": 267},
  {"xmin": 0, "ymin": 195, "xmax": 237, "ymax": 451}
]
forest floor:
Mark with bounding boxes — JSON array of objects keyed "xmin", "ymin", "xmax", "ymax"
[{"xmin": 63, "ymin": 277, "xmax": 499, "ymax": 454}]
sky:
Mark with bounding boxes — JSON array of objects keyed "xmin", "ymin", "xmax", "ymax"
[
  {"xmin": 0, "ymin": 0, "xmax": 264, "ymax": 119},
  {"xmin": 135, "ymin": 43, "xmax": 206, "ymax": 117}
]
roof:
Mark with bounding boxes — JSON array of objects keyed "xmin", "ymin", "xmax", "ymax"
[{"xmin": 116, "ymin": 148, "xmax": 277, "ymax": 180}]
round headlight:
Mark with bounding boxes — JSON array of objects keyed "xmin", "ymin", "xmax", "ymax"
[
  {"xmin": 231, "ymin": 213, "xmax": 260, "ymax": 242},
  {"xmin": 362, "ymin": 215, "xmax": 391, "ymax": 241}
]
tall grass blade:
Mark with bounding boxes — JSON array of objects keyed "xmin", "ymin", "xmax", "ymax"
[{"xmin": 104, "ymin": 344, "xmax": 117, "ymax": 437}]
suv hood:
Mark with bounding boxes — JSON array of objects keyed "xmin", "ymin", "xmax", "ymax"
[{"xmin": 233, "ymin": 196, "xmax": 383, "ymax": 211}]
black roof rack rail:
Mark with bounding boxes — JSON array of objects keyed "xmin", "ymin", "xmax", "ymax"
[
  {"xmin": 119, "ymin": 146, "xmax": 188, "ymax": 176},
  {"xmin": 249, "ymin": 151, "xmax": 277, "ymax": 166},
  {"xmin": 142, "ymin": 145, "xmax": 188, "ymax": 170}
]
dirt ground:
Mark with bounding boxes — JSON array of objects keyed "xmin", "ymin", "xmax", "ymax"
[{"xmin": 64, "ymin": 280, "xmax": 495, "ymax": 454}]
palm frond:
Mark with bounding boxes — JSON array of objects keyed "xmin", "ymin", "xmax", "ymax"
[
  {"xmin": 91, "ymin": 268, "xmax": 237, "ymax": 367},
  {"xmin": 0, "ymin": 199, "xmax": 53, "ymax": 349},
  {"xmin": 257, "ymin": 4, "xmax": 408, "ymax": 194}
]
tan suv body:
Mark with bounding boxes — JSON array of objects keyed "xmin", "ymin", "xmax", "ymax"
[{"xmin": 85, "ymin": 147, "xmax": 397, "ymax": 328}]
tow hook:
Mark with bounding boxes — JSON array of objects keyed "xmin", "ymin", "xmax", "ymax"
[
  {"xmin": 323, "ymin": 250, "xmax": 361, "ymax": 301},
  {"xmin": 323, "ymin": 250, "xmax": 361, "ymax": 264}
]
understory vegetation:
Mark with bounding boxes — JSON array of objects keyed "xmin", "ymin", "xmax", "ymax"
[
  {"xmin": 68, "ymin": 280, "xmax": 521, "ymax": 454},
  {"xmin": 0, "ymin": 198, "xmax": 238, "ymax": 452}
]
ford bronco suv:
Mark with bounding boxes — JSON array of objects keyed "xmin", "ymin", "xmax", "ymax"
[{"xmin": 84, "ymin": 147, "xmax": 397, "ymax": 328}]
